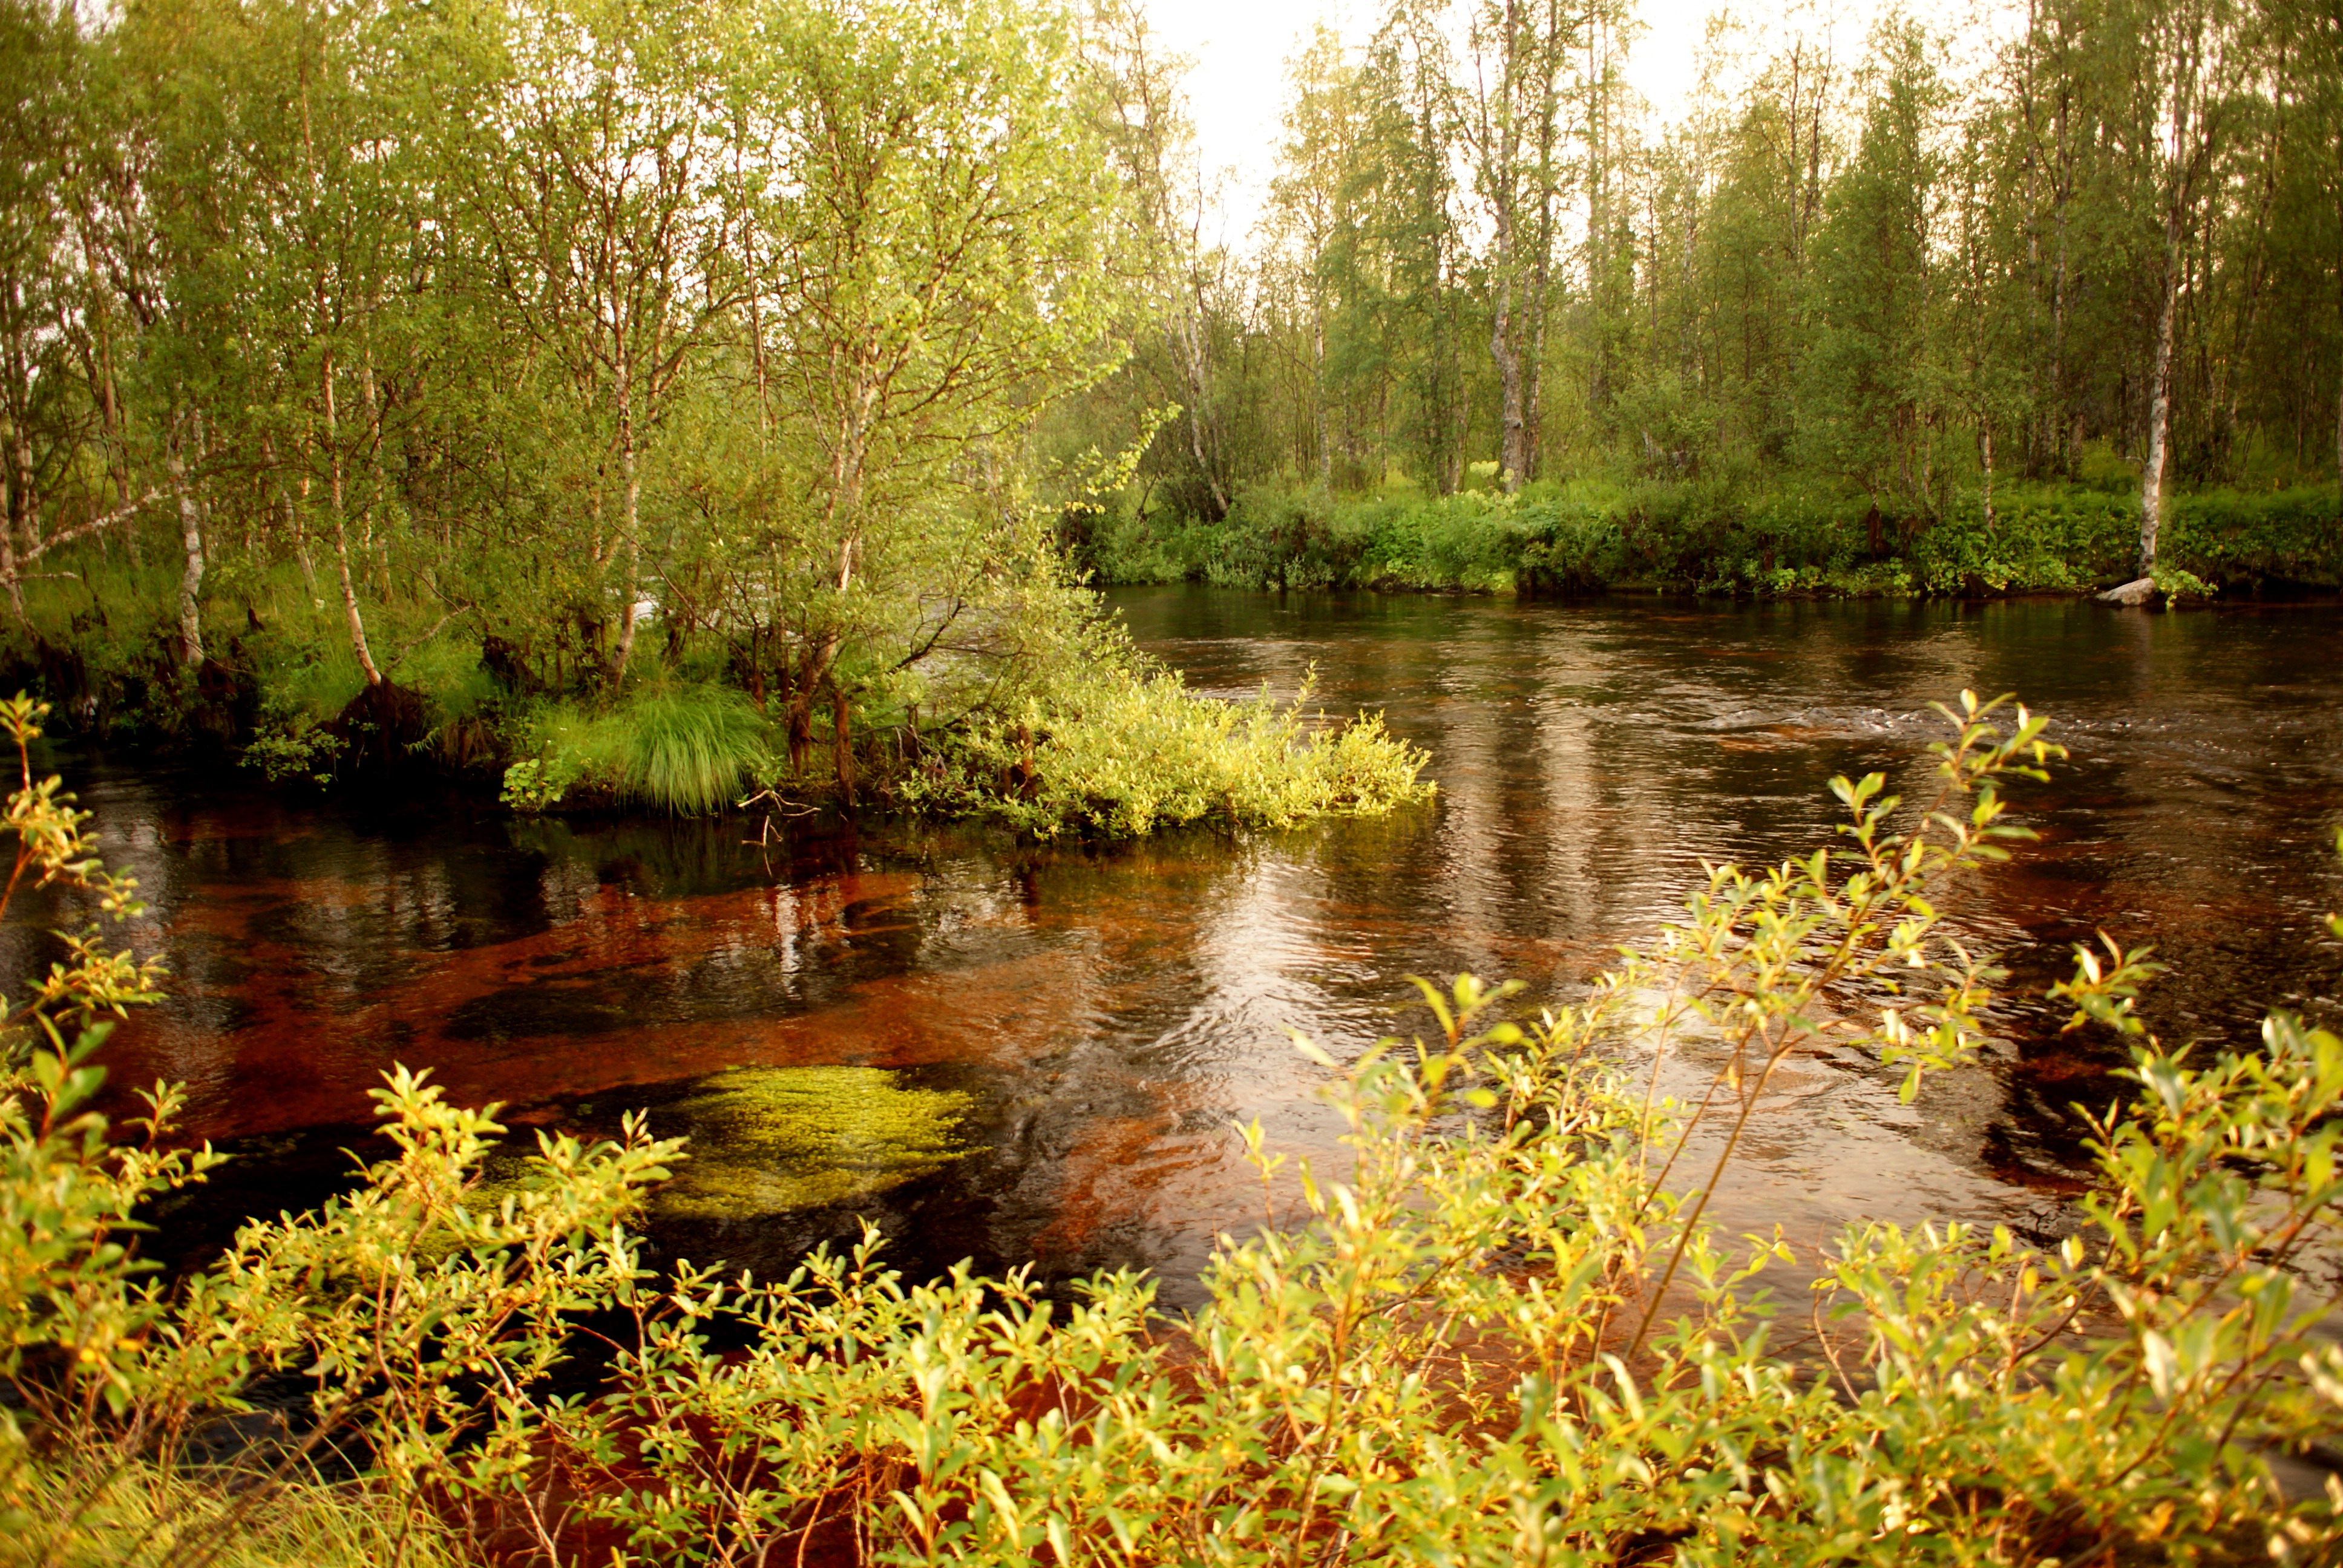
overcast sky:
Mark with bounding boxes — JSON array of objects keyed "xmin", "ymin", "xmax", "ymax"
[{"xmin": 1134, "ymin": 0, "xmax": 2016, "ymax": 247}]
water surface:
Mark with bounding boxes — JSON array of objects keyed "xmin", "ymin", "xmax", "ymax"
[{"xmin": 23, "ymin": 590, "xmax": 2343, "ymax": 1303}]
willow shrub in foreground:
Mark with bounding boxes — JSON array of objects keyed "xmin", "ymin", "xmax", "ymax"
[{"xmin": 5, "ymin": 692, "xmax": 2343, "ymax": 1566}]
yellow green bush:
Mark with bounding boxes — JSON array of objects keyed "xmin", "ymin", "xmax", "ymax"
[
  {"xmin": 6, "ymin": 691, "xmax": 2343, "ymax": 1565},
  {"xmin": 901, "ymin": 666, "xmax": 1434, "ymax": 838}
]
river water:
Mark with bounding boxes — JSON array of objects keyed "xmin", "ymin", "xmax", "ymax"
[{"xmin": 21, "ymin": 589, "xmax": 2343, "ymax": 1305}]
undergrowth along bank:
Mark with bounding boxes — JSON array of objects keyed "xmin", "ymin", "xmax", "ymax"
[
  {"xmin": 1072, "ymin": 475, "xmax": 2343, "ymax": 598},
  {"xmin": 8, "ymin": 690, "xmax": 2343, "ymax": 1564},
  {"xmin": 0, "ymin": 561, "xmax": 1433, "ymax": 835}
]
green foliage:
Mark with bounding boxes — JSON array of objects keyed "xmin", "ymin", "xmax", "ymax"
[
  {"xmin": 2, "ymin": 0, "xmax": 1164, "ymax": 830},
  {"xmin": 518, "ymin": 694, "xmax": 2343, "ymax": 1564},
  {"xmin": 499, "ymin": 750, "xmax": 583, "ymax": 813},
  {"xmin": 2165, "ymin": 487, "xmax": 2343, "ymax": 586},
  {"xmin": 0, "ymin": 693, "xmax": 686, "ymax": 1564},
  {"xmin": 1080, "ymin": 478, "xmax": 2343, "ymax": 597},
  {"xmin": 902, "ymin": 665, "xmax": 1435, "ymax": 837},
  {"xmin": 243, "ymin": 687, "xmax": 349, "ymax": 786},
  {"xmin": 511, "ymin": 684, "xmax": 772, "ymax": 815},
  {"xmin": 1052, "ymin": 0, "xmax": 2343, "ymax": 590},
  {"xmin": 2150, "ymin": 564, "xmax": 2220, "ymax": 603}
]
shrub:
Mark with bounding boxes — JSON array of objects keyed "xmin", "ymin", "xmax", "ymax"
[
  {"xmin": 523, "ymin": 696, "xmax": 2343, "ymax": 1563},
  {"xmin": 899, "ymin": 665, "xmax": 1435, "ymax": 837},
  {"xmin": 8, "ymin": 690, "xmax": 2343, "ymax": 1564},
  {"xmin": 2166, "ymin": 487, "xmax": 2343, "ymax": 586},
  {"xmin": 1082, "ymin": 478, "xmax": 2343, "ymax": 599}
]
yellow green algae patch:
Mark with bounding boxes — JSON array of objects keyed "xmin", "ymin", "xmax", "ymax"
[
  {"xmin": 649, "ymin": 1065, "xmax": 974, "ymax": 1220},
  {"xmin": 459, "ymin": 1066, "xmax": 974, "ymax": 1227}
]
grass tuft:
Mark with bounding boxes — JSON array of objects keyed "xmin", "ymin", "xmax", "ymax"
[{"xmin": 516, "ymin": 682, "xmax": 772, "ymax": 815}]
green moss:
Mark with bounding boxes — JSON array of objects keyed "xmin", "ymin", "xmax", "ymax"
[
  {"xmin": 651, "ymin": 1066, "xmax": 974, "ymax": 1219},
  {"xmin": 458, "ymin": 1067, "xmax": 973, "ymax": 1226}
]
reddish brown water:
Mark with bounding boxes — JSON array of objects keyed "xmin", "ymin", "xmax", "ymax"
[{"xmin": 15, "ymin": 590, "xmax": 2343, "ymax": 1305}]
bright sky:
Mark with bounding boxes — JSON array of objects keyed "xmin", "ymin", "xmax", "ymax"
[{"xmin": 1136, "ymin": 0, "xmax": 2015, "ymax": 247}]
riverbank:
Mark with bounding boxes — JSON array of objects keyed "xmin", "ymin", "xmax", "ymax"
[
  {"xmin": 0, "ymin": 560, "xmax": 1433, "ymax": 836},
  {"xmin": 1072, "ymin": 476, "xmax": 2343, "ymax": 598}
]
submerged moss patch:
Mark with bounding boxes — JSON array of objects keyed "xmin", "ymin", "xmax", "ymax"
[
  {"xmin": 650, "ymin": 1065, "xmax": 974, "ymax": 1220},
  {"xmin": 456, "ymin": 1066, "xmax": 975, "ymax": 1227}
]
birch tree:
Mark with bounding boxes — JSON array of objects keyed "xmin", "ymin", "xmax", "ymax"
[
  {"xmin": 451, "ymin": 0, "xmax": 747, "ymax": 683},
  {"xmin": 743, "ymin": 0, "xmax": 1124, "ymax": 780},
  {"xmin": 2131, "ymin": 0, "xmax": 2249, "ymax": 575}
]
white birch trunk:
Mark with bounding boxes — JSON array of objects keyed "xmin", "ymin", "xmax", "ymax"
[
  {"xmin": 2139, "ymin": 215, "xmax": 2183, "ymax": 578},
  {"xmin": 323, "ymin": 354, "xmax": 382, "ymax": 685}
]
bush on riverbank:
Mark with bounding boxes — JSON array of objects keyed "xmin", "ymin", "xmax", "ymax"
[
  {"xmin": 10, "ymin": 690, "xmax": 2343, "ymax": 1563},
  {"xmin": 1075, "ymin": 476, "xmax": 2343, "ymax": 598},
  {"xmin": 894, "ymin": 666, "xmax": 1435, "ymax": 837}
]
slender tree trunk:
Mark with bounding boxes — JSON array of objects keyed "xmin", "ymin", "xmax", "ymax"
[
  {"xmin": 1313, "ymin": 309, "xmax": 1331, "ymax": 488},
  {"xmin": 1492, "ymin": 298, "xmax": 1527, "ymax": 489},
  {"xmin": 2140, "ymin": 214, "xmax": 2184, "ymax": 578},
  {"xmin": 1492, "ymin": 192, "xmax": 1528, "ymax": 487},
  {"xmin": 1173, "ymin": 302, "xmax": 1228, "ymax": 517},
  {"xmin": 323, "ymin": 354, "xmax": 382, "ymax": 685},
  {"xmin": 611, "ymin": 384, "xmax": 643, "ymax": 682},
  {"xmin": 9, "ymin": 393, "xmax": 37, "ymax": 561},
  {"xmin": 784, "ymin": 650, "xmax": 812, "ymax": 775},
  {"xmin": 1482, "ymin": 0, "xmax": 1529, "ymax": 493},
  {"xmin": 1981, "ymin": 423, "xmax": 1996, "ymax": 534},
  {"xmin": 831, "ymin": 682, "xmax": 856, "ymax": 807},
  {"xmin": 2051, "ymin": 81, "xmax": 2073, "ymax": 474},
  {"xmin": 0, "ymin": 500, "xmax": 22, "ymax": 623},
  {"xmin": 790, "ymin": 396, "xmax": 870, "ymax": 774},
  {"xmin": 740, "ymin": 189, "xmax": 771, "ymax": 444},
  {"xmin": 0, "ymin": 410, "xmax": 21, "ymax": 620},
  {"xmin": 1489, "ymin": 175, "xmax": 1527, "ymax": 492},
  {"xmin": 171, "ymin": 427, "xmax": 204, "ymax": 666}
]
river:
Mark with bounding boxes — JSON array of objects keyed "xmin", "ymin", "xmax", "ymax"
[{"xmin": 20, "ymin": 589, "xmax": 2343, "ymax": 1306}]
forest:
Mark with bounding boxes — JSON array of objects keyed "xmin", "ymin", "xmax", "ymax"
[
  {"xmin": 0, "ymin": 0, "xmax": 1443, "ymax": 823},
  {"xmin": 1055, "ymin": 0, "xmax": 2343, "ymax": 596},
  {"xmin": 1, "ymin": 0, "xmax": 2339, "ymax": 819}
]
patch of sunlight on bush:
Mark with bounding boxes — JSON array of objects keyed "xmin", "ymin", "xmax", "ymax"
[{"xmin": 908, "ymin": 665, "xmax": 1434, "ymax": 838}]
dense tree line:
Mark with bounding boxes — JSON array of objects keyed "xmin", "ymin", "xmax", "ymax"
[
  {"xmin": 0, "ymin": 0, "xmax": 1154, "ymax": 750},
  {"xmin": 1064, "ymin": 0, "xmax": 2343, "ymax": 580},
  {"xmin": 4, "ymin": 0, "xmax": 2338, "ymax": 727}
]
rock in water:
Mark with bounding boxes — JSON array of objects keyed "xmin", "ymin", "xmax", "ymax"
[{"xmin": 2097, "ymin": 577, "xmax": 2156, "ymax": 606}]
